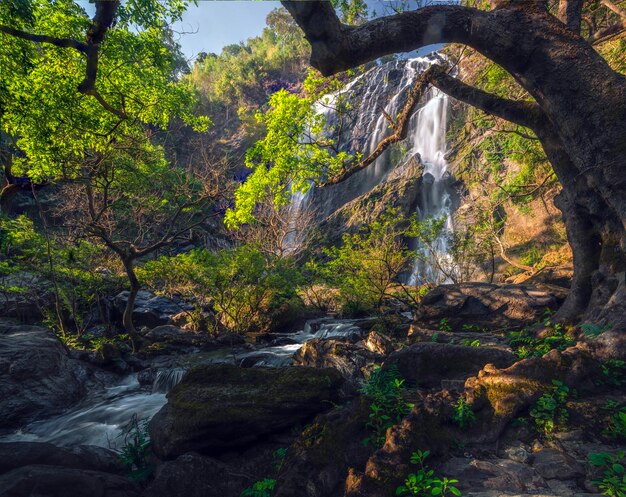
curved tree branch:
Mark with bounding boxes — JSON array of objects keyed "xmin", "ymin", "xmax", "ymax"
[
  {"xmin": 0, "ymin": 25, "xmax": 87, "ymax": 52},
  {"xmin": 281, "ymin": 1, "xmax": 482, "ymax": 76},
  {"xmin": 557, "ymin": 0, "xmax": 583, "ymax": 32},
  {"xmin": 323, "ymin": 64, "xmax": 545, "ymax": 186}
]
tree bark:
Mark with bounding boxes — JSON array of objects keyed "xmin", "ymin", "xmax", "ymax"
[
  {"xmin": 283, "ymin": 0, "xmax": 626, "ymax": 329},
  {"xmin": 557, "ymin": 0, "xmax": 584, "ymax": 32},
  {"xmin": 121, "ymin": 257, "xmax": 141, "ymax": 351}
]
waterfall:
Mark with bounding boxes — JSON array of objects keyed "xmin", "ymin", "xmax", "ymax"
[
  {"xmin": 151, "ymin": 367, "xmax": 187, "ymax": 393},
  {"xmin": 407, "ymin": 87, "xmax": 455, "ymax": 285},
  {"xmin": 285, "ymin": 54, "xmax": 456, "ymax": 281}
]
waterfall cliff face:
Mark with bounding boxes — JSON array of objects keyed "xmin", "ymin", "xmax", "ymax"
[{"xmin": 291, "ymin": 55, "xmax": 458, "ymax": 284}]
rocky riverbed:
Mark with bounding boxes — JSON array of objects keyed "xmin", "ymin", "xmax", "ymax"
[{"xmin": 0, "ymin": 283, "xmax": 624, "ymax": 497}]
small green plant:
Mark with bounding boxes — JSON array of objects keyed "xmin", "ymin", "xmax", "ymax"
[
  {"xmin": 604, "ymin": 407, "xmax": 626, "ymax": 441},
  {"xmin": 431, "ymin": 332, "xmax": 440, "ymax": 343},
  {"xmin": 396, "ymin": 450, "xmax": 462, "ymax": 496},
  {"xmin": 588, "ymin": 451, "xmax": 626, "ymax": 497},
  {"xmin": 273, "ymin": 447, "xmax": 287, "ymax": 471},
  {"xmin": 529, "ymin": 380, "xmax": 570, "ymax": 437},
  {"xmin": 460, "ymin": 338, "xmax": 480, "ymax": 347},
  {"xmin": 580, "ymin": 322, "xmax": 612, "ymax": 339},
  {"xmin": 118, "ymin": 415, "xmax": 153, "ymax": 482},
  {"xmin": 240, "ymin": 479, "xmax": 276, "ymax": 497},
  {"xmin": 461, "ymin": 323, "xmax": 484, "ymax": 333},
  {"xmin": 602, "ymin": 360, "xmax": 626, "ymax": 387},
  {"xmin": 439, "ymin": 318, "xmax": 452, "ymax": 333},
  {"xmin": 361, "ymin": 365, "xmax": 414, "ymax": 447},
  {"xmin": 508, "ymin": 323, "xmax": 575, "ymax": 359},
  {"xmin": 453, "ymin": 397, "xmax": 476, "ymax": 429}
]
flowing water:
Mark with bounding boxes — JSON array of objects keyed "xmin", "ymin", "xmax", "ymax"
[
  {"xmin": 284, "ymin": 55, "xmax": 456, "ymax": 282},
  {"xmin": 0, "ymin": 319, "xmax": 365, "ymax": 449}
]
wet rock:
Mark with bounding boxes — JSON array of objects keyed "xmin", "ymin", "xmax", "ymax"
[
  {"xmin": 532, "ymin": 448, "xmax": 585, "ymax": 480},
  {"xmin": 504, "ymin": 444, "xmax": 532, "ymax": 464},
  {"xmin": 0, "ymin": 465, "xmax": 139, "ymax": 497},
  {"xmin": 144, "ymin": 453, "xmax": 252, "ymax": 497},
  {"xmin": 112, "ymin": 291, "xmax": 192, "ymax": 329},
  {"xmin": 293, "ymin": 338, "xmax": 382, "ymax": 378},
  {"xmin": 149, "ymin": 364, "xmax": 345, "ymax": 459},
  {"xmin": 0, "ymin": 321, "xmax": 86, "ymax": 429},
  {"xmin": 416, "ymin": 283, "xmax": 558, "ymax": 331},
  {"xmin": 0, "ymin": 272, "xmax": 52, "ymax": 322},
  {"xmin": 0, "ymin": 442, "xmax": 123, "ymax": 475},
  {"xmin": 384, "ymin": 342, "xmax": 516, "ymax": 388},
  {"xmin": 464, "ymin": 344, "xmax": 600, "ymax": 442},
  {"xmin": 142, "ymin": 325, "xmax": 223, "ymax": 353},
  {"xmin": 363, "ymin": 330, "xmax": 394, "ymax": 355},
  {"xmin": 274, "ymin": 399, "xmax": 372, "ymax": 497}
]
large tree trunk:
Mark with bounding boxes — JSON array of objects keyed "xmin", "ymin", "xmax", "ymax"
[
  {"xmin": 283, "ymin": 0, "xmax": 626, "ymax": 339},
  {"xmin": 121, "ymin": 257, "xmax": 142, "ymax": 351}
]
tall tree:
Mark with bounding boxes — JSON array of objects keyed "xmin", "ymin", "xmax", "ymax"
[{"xmin": 281, "ymin": 0, "xmax": 626, "ymax": 343}]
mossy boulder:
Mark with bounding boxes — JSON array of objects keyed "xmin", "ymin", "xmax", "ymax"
[
  {"xmin": 149, "ymin": 364, "xmax": 346, "ymax": 459},
  {"xmin": 384, "ymin": 342, "xmax": 517, "ymax": 388}
]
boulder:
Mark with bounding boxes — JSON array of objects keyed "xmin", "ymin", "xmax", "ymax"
[
  {"xmin": 293, "ymin": 338, "xmax": 383, "ymax": 378},
  {"xmin": 274, "ymin": 399, "xmax": 372, "ymax": 497},
  {"xmin": 0, "ymin": 442, "xmax": 123, "ymax": 475},
  {"xmin": 112, "ymin": 291, "xmax": 192, "ymax": 329},
  {"xmin": 0, "ymin": 465, "xmax": 138, "ymax": 497},
  {"xmin": 363, "ymin": 330, "xmax": 394, "ymax": 355},
  {"xmin": 532, "ymin": 448, "xmax": 585, "ymax": 480},
  {"xmin": 149, "ymin": 364, "xmax": 345, "ymax": 459},
  {"xmin": 416, "ymin": 282, "xmax": 558, "ymax": 331},
  {"xmin": 0, "ymin": 321, "xmax": 86, "ymax": 429},
  {"xmin": 384, "ymin": 342, "xmax": 517, "ymax": 388},
  {"xmin": 144, "ymin": 453, "xmax": 253, "ymax": 497},
  {"xmin": 0, "ymin": 271, "xmax": 52, "ymax": 322}
]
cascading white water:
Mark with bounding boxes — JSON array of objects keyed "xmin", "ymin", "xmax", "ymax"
[
  {"xmin": 407, "ymin": 88, "xmax": 454, "ymax": 285},
  {"xmin": 284, "ymin": 55, "xmax": 456, "ymax": 280}
]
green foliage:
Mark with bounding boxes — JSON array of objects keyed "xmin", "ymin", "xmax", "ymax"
[
  {"xmin": 225, "ymin": 76, "xmax": 355, "ymax": 227},
  {"xmin": 581, "ymin": 322, "xmax": 613, "ymax": 339},
  {"xmin": 460, "ymin": 338, "xmax": 480, "ymax": 347},
  {"xmin": 508, "ymin": 316, "xmax": 575, "ymax": 359},
  {"xmin": 306, "ymin": 209, "xmax": 419, "ymax": 315},
  {"xmin": 452, "ymin": 397, "xmax": 476, "ymax": 429},
  {"xmin": 603, "ymin": 406, "xmax": 626, "ymax": 441},
  {"xmin": 438, "ymin": 318, "xmax": 452, "ymax": 333},
  {"xmin": 360, "ymin": 365, "xmax": 413, "ymax": 447},
  {"xmin": 588, "ymin": 451, "xmax": 626, "ymax": 497},
  {"xmin": 118, "ymin": 415, "xmax": 153, "ymax": 482},
  {"xmin": 240, "ymin": 479, "xmax": 276, "ymax": 497},
  {"xmin": 529, "ymin": 380, "xmax": 571, "ymax": 437},
  {"xmin": 396, "ymin": 450, "xmax": 462, "ymax": 497},
  {"xmin": 273, "ymin": 447, "xmax": 287, "ymax": 472},
  {"xmin": 0, "ymin": 0, "xmax": 209, "ymax": 184},
  {"xmin": 602, "ymin": 360, "xmax": 626, "ymax": 387},
  {"xmin": 140, "ymin": 246, "xmax": 301, "ymax": 334}
]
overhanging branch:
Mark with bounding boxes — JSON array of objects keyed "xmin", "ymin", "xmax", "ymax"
[{"xmin": 0, "ymin": 25, "xmax": 87, "ymax": 52}]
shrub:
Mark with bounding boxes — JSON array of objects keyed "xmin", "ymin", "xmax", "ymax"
[
  {"xmin": 396, "ymin": 450, "xmax": 462, "ymax": 496},
  {"xmin": 588, "ymin": 451, "xmax": 626, "ymax": 497},
  {"xmin": 360, "ymin": 365, "xmax": 414, "ymax": 447},
  {"xmin": 453, "ymin": 397, "xmax": 476, "ymax": 429},
  {"xmin": 529, "ymin": 380, "xmax": 571, "ymax": 437},
  {"xmin": 240, "ymin": 479, "xmax": 276, "ymax": 497},
  {"xmin": 118, "ymin": 415, "xmax": 153, "ymax": 482}
]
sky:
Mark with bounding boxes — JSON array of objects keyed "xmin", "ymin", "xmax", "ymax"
[{"xmin": 171, "ymin": 1, "xmax": 282, "ymax": 60}]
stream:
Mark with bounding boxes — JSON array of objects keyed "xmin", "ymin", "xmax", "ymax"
[{"xmin": 0, "ymin": 318, "xmax": 366, "ymax": 449}]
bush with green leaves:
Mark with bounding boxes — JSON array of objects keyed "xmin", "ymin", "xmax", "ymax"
[
  {"xmin": 240, "ymin": 479, "xmax": 276, "ymax": 497},
  {"xmin": 508, "ymin": 321, "xmax": 575, "ymax": 359},
  {"xmin": 601, "ymin": 360, "xmax": 626, "ymax": 387},
  {"xmin": 118, "ymin": 415, "xmax": 153, "ymax": 482},
  {"xmin": 452, "ymin": 397, "xmax": 476, "ymax": 429},
  {"xmin": 529, "ymin": 380, "xmax": 571, "ymax": 437},
  {"xmin": 603, "ymin": 404, "xmax": 626, "ymax": 441},
  {"xmin": 140, "ymin": 245, "xmax": 301, "ymax": 334},
  {"xmin": 396, "ymin": 450, "xmax": 462, "ymax": 497},
  {"xmin": 306, "ymin": 209, "xmax": 421, "ymax": 316},
  {"xmin": 360, "ymin": 364, "xmax": 414, "ymax": 447},
  {"xmin": 588, "ymin": 451, "xmax": 626, "ymax": 497}
]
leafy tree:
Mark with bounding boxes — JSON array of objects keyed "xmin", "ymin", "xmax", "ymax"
[{"xmin": 281, "ymin": 0, "xmax": 626, "ymax": 332}]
